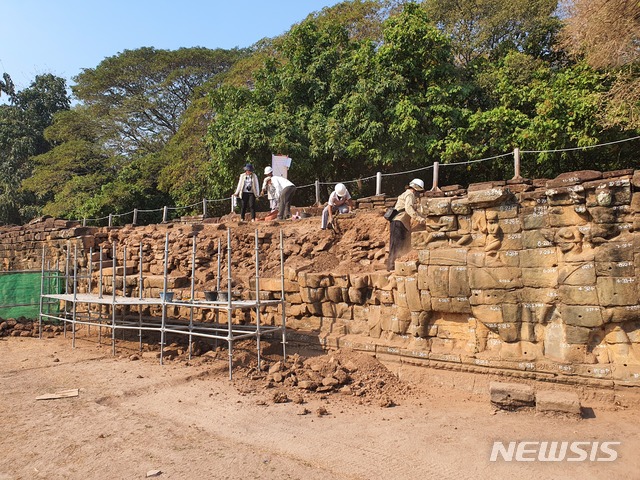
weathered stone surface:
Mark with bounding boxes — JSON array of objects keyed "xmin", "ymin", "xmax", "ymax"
[
  {"xmin": 535, "ymin": 390, "xmax": 581, "ymax": 416},
  {"xmin": 546, "ymin": 170, "xmax": 602, "ymax": 188},
  {"xmin": 560, "ymin": 305, "xmax": 603, "ymax": 328},
  {"xmin": 467, "ymin": 188, "xmax": 512, "ymax": 208},
  {"xmin": 596, "ymin": 277, "xmax": 638, "ymax": 306},
  {"xmin": 489, "ymin": 382, "xmax": 535, "ymax": 409},
  {"xmin": 429, "ymin": 248, "xmax": 467, "ymax": 266}
]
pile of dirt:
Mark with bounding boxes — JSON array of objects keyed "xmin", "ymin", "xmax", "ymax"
[
  {"xmin": 235, "ymin": 348, "xmax": 414, "ymax": 408},
  {"xmin": 223, "ymin": 209, "xmax": 392, "ymax": 280}
]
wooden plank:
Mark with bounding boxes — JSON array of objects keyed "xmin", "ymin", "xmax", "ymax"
[{"xmin": 35, "ymin": 388, "xmax": 79, "ymax": 400}]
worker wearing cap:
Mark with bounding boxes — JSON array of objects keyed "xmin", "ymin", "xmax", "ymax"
[
  {"xmin": 233, "ymin": 163, "xmax": 260, "ymax": 222},
  {"xmin": 387, "ymin": 178, "xmax": 429, "ymax": 270},
  {"xmin": 321, "ymin": 183, "xmax": 352, "ymax": 230},
  {"xmin": 262, "ymin": 167, "xmax": 296, "ymax": 220}
]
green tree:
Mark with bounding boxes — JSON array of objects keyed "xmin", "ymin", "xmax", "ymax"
[
  {"xmin": 559, "ymin": 0, "xmax": 640, "ymax": 129},
  {"xmin": 424, "ymin": 0, "xmax": 561, "ymax": 65},
  {"xmin": 26, "ymin": 47, "xmax": 246, "ymax": 221},
  {"xmin": 0, "ymin": 74, "xmax": 70, "ymax": 224},
  {"xmin": 206, "ymin": 3, "xmax": 466, "ymax": 199},
  {"xmin": 440, "ymin": 52, "xmax": 619, "ymax": 182},
  {"xmin": 22, "ymin": 108, "xmax": 117, "ymax": 219},
  {"xmin": 73, "ymin": 47, "xmax": 248, "ymax": 155}
]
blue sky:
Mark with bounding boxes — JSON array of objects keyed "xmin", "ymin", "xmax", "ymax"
[{"xmin": 1, "ymin": 0, "xmax": 342, "ymax": 92}]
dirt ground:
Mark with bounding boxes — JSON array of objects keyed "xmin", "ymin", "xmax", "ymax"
[{"xmin": 2, "ymin": 332, "xmax": 640, "ymax": 480}]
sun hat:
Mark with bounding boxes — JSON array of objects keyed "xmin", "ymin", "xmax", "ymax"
[
  {"xmin": 409, "ymin": 178, "xmax": 425, "ymax": 191},
  {"xmin": 335, "ymin": 183, "xmax": 347, "ymax": 197},
  {"xmin": 264, "ymin": 166, "xmax": 273, "ymax": 175},
  {"xmin": 244, "ymin": 163, "xmax": 254, "ymax": 172}
]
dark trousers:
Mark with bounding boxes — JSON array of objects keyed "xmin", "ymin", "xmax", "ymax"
[
  {"xmin": 240, "ymin": 192, "xmax": 256, "ymax": 220},
  {"xmin": 277, "ymin": 186, "xmax": 296, "ymax": 220},
  {"xmin": 387, "ymin": 220, "xmax": 410, "ymax": 270}
]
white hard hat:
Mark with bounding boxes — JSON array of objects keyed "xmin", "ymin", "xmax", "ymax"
[
  {"xmin": 264, "ymin": 166, "xmax": 273, "ymax": 175},
  {"xmin": 409, "ymin": 178, "xmax": 425, "ymax": 191},
  {"xmin": 335, "ymin": 183, "xmax": 347, "ymax": 197}
]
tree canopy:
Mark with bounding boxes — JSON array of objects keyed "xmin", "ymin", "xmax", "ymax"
[{"xmin": 1, "ymin": 0, "xmax": 638, "ymax": 225}]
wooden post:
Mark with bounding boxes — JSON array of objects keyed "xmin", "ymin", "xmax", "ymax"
[
  {"xmin": 431, "ymin": 162, "xmax": 440, "ymax": 191},
  {"xmin": 512, "ymin": 147, "xmax": 523, "ymax": 181}
]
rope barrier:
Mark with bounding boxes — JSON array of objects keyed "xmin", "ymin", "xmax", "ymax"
[{"xmin": 67, "ymin": 134, "xmax": 639, "ymax": 225}]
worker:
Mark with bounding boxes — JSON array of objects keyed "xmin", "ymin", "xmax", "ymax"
[
  {"xmin": 263, "ymin": 167, "xmax": 296, "ymax": 220},
  {"xmin": 387, "ymin": 178, "xmax": 428, "ymax": 271},
  {"xmin": 232, "ymin": 163, "xmax": 260, "ymax": 222},
  {"xmin": 260, "ymin": 166, "xmax": 279, "ymax": 213},
  {"xmin": 321, "ymin": 183, "xmax": 353, "ymax": 230}
]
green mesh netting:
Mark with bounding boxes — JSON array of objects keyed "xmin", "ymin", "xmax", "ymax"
[{"xmin": 0, "ymin": 271, "xmax": 61, "ymax": 320}]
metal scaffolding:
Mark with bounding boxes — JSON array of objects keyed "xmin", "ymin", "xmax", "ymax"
[{"xmin": 39, "ymin": 228, "xmax": 287, "ymax": 379}]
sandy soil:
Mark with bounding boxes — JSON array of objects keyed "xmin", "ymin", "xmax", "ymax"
[{"xmin": 1, "ymin": 332, "xmax": 640, "ymax": 480}]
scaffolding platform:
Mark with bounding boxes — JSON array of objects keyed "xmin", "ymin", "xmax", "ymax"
[{"xmin": 38, "ymin": 228, "xmax": 288, "ymax": 379}]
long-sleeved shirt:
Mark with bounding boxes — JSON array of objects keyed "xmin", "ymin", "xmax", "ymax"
[
  {"xmin": 234, "ymin": 172, "xmax": 260, "ymax": 197},
  {"xmin": 266, "ymin": 175, "xmax": 294, "ymax": 198},
  {"xmin": 393, "ymin": 189, "xmax": 426, "ymax": 230}
]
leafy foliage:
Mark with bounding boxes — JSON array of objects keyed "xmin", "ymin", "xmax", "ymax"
[
  {"xmin": 0, "ymin": 74, "xmax": 70, "ymax": 224},
  {"xmin": 3, "ymin": 1, "xmax": 640, "ymax": 225}
]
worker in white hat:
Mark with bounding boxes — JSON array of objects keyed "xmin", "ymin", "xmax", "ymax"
[
  {"xmin": 321, "ymin": 183, "xmax": 353, "ymax": 230},
  {"xmin": 262, "ymin": 166, "xmax": 296, "ymax": 220},
  {"xmin": 260, "ymin": 166, "xmax": 278, "ymax": 213},
  {"xmin": 387, "ymin": 178, "xmax": 428, "ymax": 270}
]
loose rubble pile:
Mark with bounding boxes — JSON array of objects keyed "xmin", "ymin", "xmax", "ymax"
[
  {"xmin": 0, "ymin": 318, "xmax": 62, "ymax": 338},
  {"xmin": 238, "ymin": 349, "xmax": 414, "ymax": 407}
]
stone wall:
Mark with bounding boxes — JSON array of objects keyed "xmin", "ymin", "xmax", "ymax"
[{"xmin": 1, "ymin": 168, "xmax": 640, "ymax": 388}]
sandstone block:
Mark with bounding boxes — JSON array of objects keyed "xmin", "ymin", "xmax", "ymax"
[
  {"xmin": 519, "ymin": 248, "xmax": 558, "ymax": 268},
  {"xmin": 546, "ymin": 185, "xmax": 586, "ymax": 206},
  {"xmin": 467, "ymin": 188, "xmax": 512, "ymax": 208},
  {"xmin": 470, "ymin": 289, "xmax": 518, "ymax": 305},
  {"xmin": 348, "ymin": 287, "xmax": 367, "ymax": 305},
  {"xmin": 535, "ymin": 390, "xmax": 581, "ymax": 416},
  {"xmin": 500, "ymin": 233, "xmax": 523, "ymax": 251},
  {"xmin": 403, "ymin": 276, "xmax": 422, "ymax": 311},
  {"xmin": 427, "ymin": 266, "xmax": 449, "ymax": 296},
  {"xmin": 326, "ymin": 286, "xmax": 347, "ymax": 303},
  {"xmin": 522, "ymin": 229, "xmax": 554, "ymax": 249},
  {"xmin": 595, "ymin": 242, "xmax": 634, "ymax": 263},
  {"xmin": 558, "ymin": 285, "xmax": 599, "ymax": 305},
  {"xmin": 489, "ymin": 382, "xmax": 535, "ymax": 409},
  {"xmin": 395, "ymin": 261, "xmax": 417, "ymax": 276},
  {"xmin": 468, "ymin": 267, "xmax": 523, "ymax": 290},
  {"xmin": 429, "ymin": 248, "xmax": 467, "ymax": 266},
  {"xmin": 522, "ymin": 267, "xmax": 558, "ymax": 288},
  {"xmin": 370, "ymin": 272, "xmax": 392, "ymax": 289},
  {"xmin": 450, "ymin": 198, "xmax": 471, "ymax": 215},
  {"xmin": 426, "ymin": 197, "xmax": 452, "ymax": 215},
  {"xmin": 349, "ymin": 274, "xmax": 370, "ymax": 289},
  {"xmin": 373, "ymin": 289, "xmax": 394, "ymax": 305},
  {"xmin": 560, "ymin": 305, "xmax": 603, "ymax": 328},
  {"xmin": 595, "ymin": 261, "xmax": 635, "ymax": 278},
  {"xmin": 300, "ymin": 287, "xmax": 325, "ymax": 304},
  {"xmin": 546, "ymin": 170, "xmax": 602, "ymax": 188},
  {"xmin": 558, "ymin": 262, "xmax": 596, "ymax": 285},
  {"xmin": 417, "ymin": 264, "xmax": 429, "ymax": 290},
  {"xmin": 449, "ymin": 266, "xmax": 471, "ymax": 296},
  {"xmin": 521, "ymin": 206, "xmax": 549, "ymax": 230},
  {"xmin": 417, "ymin": 249, "xmax": 430, "ymax": 265},
  {"xmin": 420, "ymin": 290, "xmax": 432, "ymax": 311},
  {"xmin": 393, "ymin": 291, "xmax": 408, "ymax": 309},
  {"xmin": 596, "ymin": 277, "xmax": 638, "ymax": 306}
]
